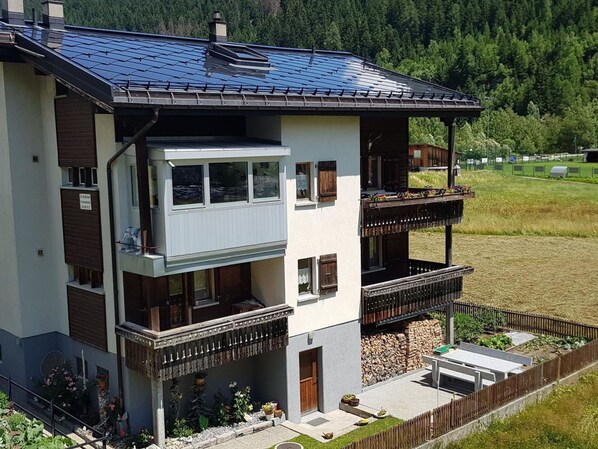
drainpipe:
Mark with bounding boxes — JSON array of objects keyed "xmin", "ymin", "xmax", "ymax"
[{"xmin": 106, "ymin": 108, "xmax": 160, "ymax": 409}]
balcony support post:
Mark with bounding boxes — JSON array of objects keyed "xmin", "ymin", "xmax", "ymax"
[
  {"xmin": 151, "ymin": 378, "xmax": 166, "ymax": 448},
  {"xmin": 446, "ymin": 302, "xmax": 455, "ymax": 345},
  {"xmin": 442, "ymin": 117, "xmax": 457, "ymax": 267}
]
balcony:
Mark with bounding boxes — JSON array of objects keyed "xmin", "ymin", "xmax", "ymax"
[
  {"xmin": 361, "ymin": 260, "xmax": 473, "ymax": 325},
  {"xmin": 360, "ymin": 188, "xmax": 474, "ymax": 237},
  {"xmin": 116, "ymin": 304, "xmax": 293, "ymax": 381}
]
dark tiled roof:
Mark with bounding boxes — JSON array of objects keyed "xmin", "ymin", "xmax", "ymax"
[{"xmin": 1, "ymin": 22, "xmax": 481, "ymax": 115}]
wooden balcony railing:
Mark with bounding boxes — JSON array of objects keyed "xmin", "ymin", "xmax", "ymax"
[
  {"xmin": 361, "ymin": 190, "xmax": 474, "ymax": 237},
  {"xmin": 116, "ymin": 304, "xmax": 293, "ymax": 380},
  {"xmin": 362, "ymin": 261, "xmax": 474, "ymax": 325}
]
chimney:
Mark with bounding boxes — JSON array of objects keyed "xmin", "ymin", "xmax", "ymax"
[
  {"xmin": 1, "ymin": 0, "xmax": 25, "ymax": 26},
  {"xmin": 41, "ymin": 0, "xmax": 64, "ymax": 30},
  {"xmin": 209, "ymin": 12, "xmax": 227, "ymax": 43}
]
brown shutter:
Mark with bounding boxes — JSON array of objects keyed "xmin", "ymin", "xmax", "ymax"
[
  {"xmin": 318, "ymin": 161, "xmax": 337, "ymax": 202},
  {"xmin": 67, "ymin": 286, "xmax": 107, "ymax": 350},
  {"xmin": 55, "ymin": 91, "xmax": 97, "ymax": 168},
  {"xmin": 319, "ymin": 254, "xmax": 338, "ymax": 294}
]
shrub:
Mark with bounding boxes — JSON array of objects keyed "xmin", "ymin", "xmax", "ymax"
[
  {"xmin": 477, "ymin": 308, "xmax": 507, "ymax": 332},
  {"xmin": 128, "ymin": 427, "xmax": 155, "ymax": 448},
  {"xmin": 39, "ymin": 362, "xmax": 85, "ymax": 415},
  {"xmin": 0, "ymin": 391, "xmax": 9, "ymax": 412},
  {"xmin": 211, "ymin": 381, "xmax": 254, "ymax": 426},
  {"xmin": 169, "ymin": 418, "xmax": 193, "ymax": 438},
  {"xmin": 478, "ymin": 334, "xmax": 513, "ymax": 350},
  {"xmin": 454, "ymin": 313, "xmax": 484, "ymax": 343}
]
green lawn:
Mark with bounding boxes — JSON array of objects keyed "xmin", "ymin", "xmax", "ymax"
[
  {"xmin": 441, "ymin": 371, "xmax": 598, "ymax": 449},
  {"xmin": 268, "ymin": 417, "xmax": 402, "ymax": 449},
  {"xmin": 409, "ymin": 170, "xmax": 598, "ymax": 237}
]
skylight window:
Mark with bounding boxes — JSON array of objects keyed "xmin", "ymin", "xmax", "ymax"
[{"xmin": 208, "ymin": 42, "xmax": 271, "ymax": 70}]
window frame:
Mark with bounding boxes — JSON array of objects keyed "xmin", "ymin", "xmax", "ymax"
[
  {"xmin": 130, "ymin": 164, "xmax": 159, "ymax": 209},
  {"xmin": 295, "ymin": 162, "xmax": 314, "ymax": 203},
  {"xmin": 171, "ymin": 164, "xmax": 206, "ymax": 209},
  {"xmin": 298, "ymin": 257, "xmax": 315, "ymax": 297}
]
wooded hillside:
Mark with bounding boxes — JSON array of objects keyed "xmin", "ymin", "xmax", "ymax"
[{"xmin": 24, "ymin": 0, "xmax": 598, "ymax": 154}]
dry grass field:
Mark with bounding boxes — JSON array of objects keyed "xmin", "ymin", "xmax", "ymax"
[
  {"xmin": 408, "ymin": 170, "xmax": 598, "ymax": 326},
  {"xmin": 411, "ymin": 233, "xmax": 598, "ymax": 326}
]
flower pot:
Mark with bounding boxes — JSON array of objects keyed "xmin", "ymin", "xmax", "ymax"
[
  {"xmin": 349, "ymin": 398, "xmax": 360, "ymax": 407},
  {"xmin": 97, "ymin": 380, "xmax": 108, "ymax": 390},
  {"xmin": 194, "ymin": 378, "xmax": 205, "ymax": 386},
  {"xmin": 274, "ymin": 409, "xmax": 283, "ymax": 418},
  {"xmin": 265, "ymin": 413, "xmax": 274, "ymax": 421}
]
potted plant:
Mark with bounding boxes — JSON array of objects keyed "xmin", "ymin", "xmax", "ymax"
[
  {"xmin": 375, "ymin": 408, "xmax": 387, "ymax": 418},
  {"xmin": 341, "ymin": 393, "xmax": 356, "ymax": 404},
  {"xmin": 96, "ymin": 373, "xmax": 109, "ymax": 390},
  {"xmin": 274, "ymin": 408, "xmax": 284, "ymax": 418},
  {"xmin": 262, "ymin": 402, "xmax": 275, "ymax": 420}
]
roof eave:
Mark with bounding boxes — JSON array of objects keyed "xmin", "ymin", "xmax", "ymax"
[
  {"xmin": 14, "ymin": 32, "xmax": 115, "ymax": 111},
  {"xmin": 111, "ymin": 90, "xmax": 483, "ymax": 117}
]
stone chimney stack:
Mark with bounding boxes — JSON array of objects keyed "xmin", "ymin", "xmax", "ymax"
[
  {"xmin": 41, "ymin": 0, "xmax": 64, "ymax": 30},
  {"xmin": 1, "ymin": 0, "xmax": 25, "ymax": 26},
  {"xmin": 209, "ymin": 12, "xmax": 227, "ymax": 43}
]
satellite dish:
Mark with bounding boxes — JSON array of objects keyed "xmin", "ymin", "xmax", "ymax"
[{"xmin": 40, "ymin": 351, "xmax": 65, "ymax": 378}]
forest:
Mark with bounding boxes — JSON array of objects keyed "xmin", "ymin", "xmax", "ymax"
[{"xmin": 23, "ymin": 0, "xmax": 598, "ymax": 156}]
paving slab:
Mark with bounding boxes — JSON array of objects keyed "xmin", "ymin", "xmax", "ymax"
[
  {"xmin": 283, "ymin": 409, "xmax": 365, "ymax": 443},
  {"xmin": 505, "ymin": 331, "xmax": 536, "ymax": 346},
  {"xmin": 358, "ymin": 369, "xmax": 463, "ymax": 420},
  {"xmin": 209, "ymin": 425, "xmax": 298, "ymax": 449}
]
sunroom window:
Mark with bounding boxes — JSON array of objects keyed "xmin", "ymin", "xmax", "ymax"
[
  {"xmin": 209, "ymin": 162, "xmax": 248, "ymax": 204},
  {"xmin": 172, "ymin": 165, "xmax": 204, "ymax": 206},
  {"xmin": 253, "ymin": 161, "xmax": 280, "ymax": 200}
]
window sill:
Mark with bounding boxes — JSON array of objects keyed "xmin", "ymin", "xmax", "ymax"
[
  {"xmin": 361, "ymin": 267, "xmax": 386, "ymax": 275},
  {"xmin": 189, "ymin": 301, "xmax": 220, "ymax": 310},
  {"xmin": 66, "ymin": 281, "xmax": 105, "ymax": 296},
  {"xmin": 295, "ymin": 201, "xmax": 317, "ymax": 209},
  {"xmin": 297, "ymin": 294, "xmax": 319, "ymax": 305},
  {"xmin": 60, "ymin": 185, "xmax": 99, "ymax": 192}
]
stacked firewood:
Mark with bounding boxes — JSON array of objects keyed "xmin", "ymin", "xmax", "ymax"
[
  {"xmin": 361, "ymin": 319, "xmax": 444, "ymax": 386},
  {"xmin": 361, "ymin": 330, "xmax": 407, "ymax": 386},
  {"xmin": 405, "ymin": 319, "xmax": 444, "ymax": 371}
]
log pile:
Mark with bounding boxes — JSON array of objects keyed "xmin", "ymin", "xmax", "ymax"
[
  {"xmin": 361, "ymin": 319, "xmax": 444, "ymax": 386},
  {"xmin": 361, "ymin": 330, "xmax": 407, "ymax": 386},
  {"xmin": 405, "ymin": 319, "xmax": 444, "ymax": 371}
]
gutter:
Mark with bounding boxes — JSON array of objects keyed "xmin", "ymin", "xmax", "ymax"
[{"xmin": 106, "ymin": 108, "xmax": 160, "ymax": 408}]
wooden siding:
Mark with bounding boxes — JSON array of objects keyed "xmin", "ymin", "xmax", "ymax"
[
  {"xmin": 360, "ymin": 117, "xmax": 409, "ymax": 191},
  {"xmin": 361, "ymin": 262, "xmax": 473, "ymax": 325},
  {"xmin": 55, "ymin": 92, "xmax": 97, "ymax": 167},
  {"xmin": 117, "ymin": 305, "xmax": 292, "ymax": 380},
  {"xmin": 60, "ymin": 189, "xmax": 103, "ymax": 271},
  {"xmin": 67, "ymin": 286, "xmax": 107, "ymax": 351},
  {"xmin": 317, "ymin": 161, "xmax": 337, "ymax": 202},
  {"xmin": 361, "ymin": 193, "xmax": 473, "ymax": 237},
  {"xmin": 165, "ymin": 202, "xmax": 286, "ymax": 258}
]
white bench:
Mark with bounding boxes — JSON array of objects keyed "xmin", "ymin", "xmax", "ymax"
[{"xmin": 422, "ymin": 355, "xmax": 496, "ymax": 391}]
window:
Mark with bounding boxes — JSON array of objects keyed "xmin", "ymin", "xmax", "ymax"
[
  {"xmin": 364, "ymin": 237, "xmax": 383, "ymax": 271},
  {"xmin": 298, "ymin": 258, "xmax": 313, "ymax": 295},
  {"xmin": 193, "ymin": 270, "xmax": 211, "ymax": 302},
  {"xmin": 296, "ymin": 163, "xmax": 311, "ymax": 201},
  {"xmin": 319, "ymin": 254, "xmax": 338, "ymax": 294},
  {"xmin": 209, "ymin": 162, "xmax": 248, "ymax": 204},
  {"xmin": 318, "ymin": 161, "xmax": 337, "ymax": 202},
  {"xmin": 131, "ymin": 165, "xmax": 159, "ymax": 208},
  {"xmin": 367, "ymin": 156, "xmax": 382, "ymax": 189},
  {"xmin": 72, "ymin": 265, "xmax": 103, "ymax": 288},
  {"xmin": 253, "ymin": 162, "xmax": 280, "ymax": 200},
  {"xmin": 172, "ymin": 165, "xmax": 204, "ymax": 206},
  {"xmin": 67, "ymin": 167, "xmax": 98, "ymax": 187}
]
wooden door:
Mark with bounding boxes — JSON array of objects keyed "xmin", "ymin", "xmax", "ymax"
[{"xmin": 299, "ymin": 349, "xmax": 319, "ymax": 414}]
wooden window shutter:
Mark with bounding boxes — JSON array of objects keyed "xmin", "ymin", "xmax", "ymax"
[
  {"xmin": 318, "ymin": 161, "xmax": 337, "ymax": 202},
  {"xmin": 319, "ymin": 253, "xmax": 338, "ymax": 294}
]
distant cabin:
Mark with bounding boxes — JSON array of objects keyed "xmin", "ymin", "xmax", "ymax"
[
  {"xmin": 409, "ymin": 144, "xmax": 460, "ymax": 170},
  {"xmin": 582, "ymin": 148, "xmax": 598, "ymax": 163}
]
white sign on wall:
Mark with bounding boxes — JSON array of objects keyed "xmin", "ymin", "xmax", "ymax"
[
  {"xmin": 496, "ymin": 157, "xmax": 503, "ymax": 163},
  {"xmin": 413, "ymin": 150, "xmax": 421, "ymax": 159},
  {"xmin": 523, "ymin": 156, "xmax": 530, "ymax": 162},
  {"xmin": 79, "ymin": 193, "xmax": 92, "ymax": 211},
  {"xmin": 481, "ymin": 158, "xmax": 488, "ymax": 164}
]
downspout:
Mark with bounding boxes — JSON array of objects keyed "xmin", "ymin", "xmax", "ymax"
[{"xmin": 106, "ymin": 108, "xmax": 160, "ymax": 407}]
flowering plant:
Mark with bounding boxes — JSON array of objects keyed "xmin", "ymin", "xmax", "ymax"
[{"xmin": 40, "ymin": 362, "xmax": 84, "ymax": 414}]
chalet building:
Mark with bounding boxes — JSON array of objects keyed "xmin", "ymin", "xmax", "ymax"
[
  {"xmin": 408, "ymin": 143, "xmax": 460, "ymax": 170},
  {"xmin": 0, "ymin": 2, "xmax": 480, "ymax": 445}
]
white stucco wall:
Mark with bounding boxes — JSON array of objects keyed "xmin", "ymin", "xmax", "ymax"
[
  {"xmin": 95, "ymin": 114, "xmax": 119, "ymax": 354},
  {"xmin": 0, "ymin": 63, "xmax": 69, "ymax": 338},
  {"xmin": 281, "ymin": 116, "xmax": 362, "ymax": 336}
]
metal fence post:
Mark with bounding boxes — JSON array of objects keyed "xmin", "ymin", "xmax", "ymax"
[
  {"xmin": 7, "ymin": 377, "xmax": 12, "ymax": 401},
  {"xmin": 50, "ymin": 400, "xmax": 56, "ymax": 436}
]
